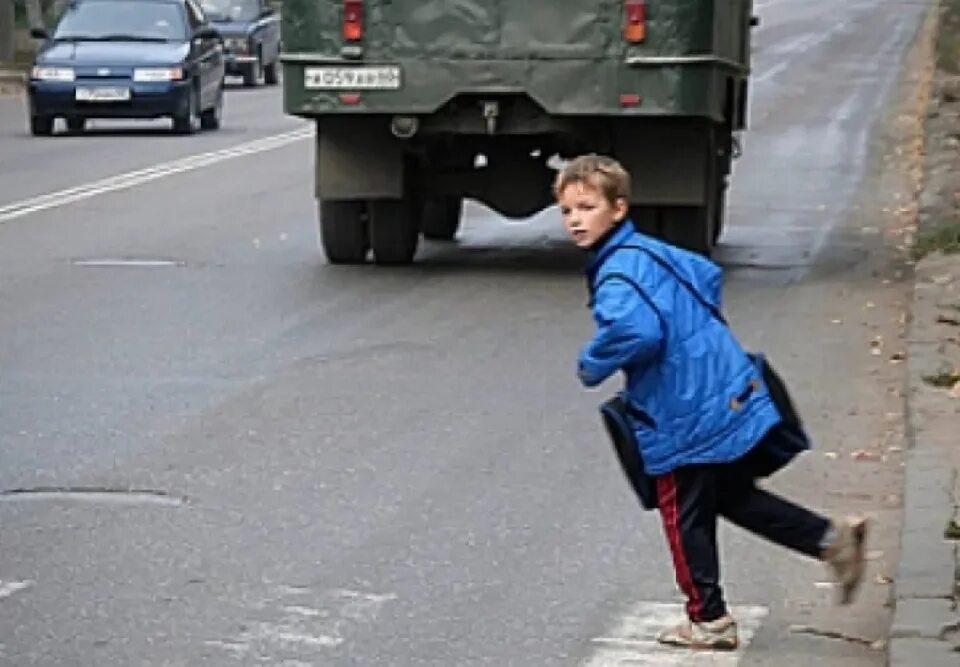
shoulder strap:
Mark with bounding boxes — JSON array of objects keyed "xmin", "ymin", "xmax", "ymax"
[
  {"xmin": 593, "ymin": 271, "xmax": 667, "ymax": 332},
  {"xmin": 614, "ymin": 244, "xmax": 727, "ymax": 326}
]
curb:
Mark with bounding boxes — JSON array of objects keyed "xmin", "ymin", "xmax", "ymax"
[
  {"xmin": 888, "ymin": 0, "xmax": 960, "ymax": 660},
  {"xmin": 0, "ymin": 68, "xmax": 27, "ymax": 94},
  {"xmin": 888, "ymin": 151, "xmax": 960, "ymax": 662}
]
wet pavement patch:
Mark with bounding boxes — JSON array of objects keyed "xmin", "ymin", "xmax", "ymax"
[{"xmin": 0, "ymin": 487, "xmax": 187, "ymax": 507}]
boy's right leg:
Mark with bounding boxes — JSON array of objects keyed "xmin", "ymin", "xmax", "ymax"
[
  {"xmin": 655, "ymin": 466, "xmax": 726, "ymax": 623},
  {"xmin": 655, "ymin": 467, "xmax": 739, "ymax": 650}
]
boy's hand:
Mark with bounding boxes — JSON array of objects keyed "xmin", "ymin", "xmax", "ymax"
[{"xmin": 577, "ymin": 362, "xmax": 604, "ymax": 388}]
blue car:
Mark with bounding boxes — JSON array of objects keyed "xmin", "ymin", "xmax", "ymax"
[
  {"xmin": 28, "ymin": 0, "xmax": 226, "ymax": 136},
  {"xmin": 200, "ymin": 0, "xmax": 280, "ymax": 87}
]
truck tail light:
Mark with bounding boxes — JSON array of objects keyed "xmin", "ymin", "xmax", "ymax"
[
  {"xmin": 624, "ymin": 0, "xmax": 647, "ymax": 43},
  {"xmin": 343, "ymin": 0, "xmax": 364, "ymax": 41}
]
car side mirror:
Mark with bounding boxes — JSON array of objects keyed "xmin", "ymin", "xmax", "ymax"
[
  {"xmin": 30, "ymin": 27, "xmax": 50, "ymax": 40},
  {"xmin": 260, "ymin": 6, "xmax": 275, "ymax": 17}
]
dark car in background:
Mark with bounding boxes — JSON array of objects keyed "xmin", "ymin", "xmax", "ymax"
[
  {"xmin": 27, "ymin": 0, "xmax": 226, "ymax": 136},
  {"xmin": 201, "ymin": 0, "xmax": 279, "ymax": 87}
]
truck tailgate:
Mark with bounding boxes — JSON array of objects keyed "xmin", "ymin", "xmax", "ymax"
[{"xmin": 373, "ymin": 0, "xmax": 615, "ymax": 59}]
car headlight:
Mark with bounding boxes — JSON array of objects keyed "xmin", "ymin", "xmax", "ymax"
[
  {"xmin": 31, "ymin": 66, "xmax": 75, "ymax": 82},
  {"xmin": 133, "ymin": 67, "xmax": 184, "ymax": 82}
]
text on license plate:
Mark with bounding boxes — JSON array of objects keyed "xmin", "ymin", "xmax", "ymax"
[
  {"xmin": 76, "ymin": 87, "xmax": 131, "ymax": 102},
  {"xmin": 303, "ymin": 66, "xmax": 401, "ymax": 90}
]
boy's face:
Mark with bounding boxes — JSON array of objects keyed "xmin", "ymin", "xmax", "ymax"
[{"xmin": 558, "ymin": 182, "xmax": 628, "ymax": 249}]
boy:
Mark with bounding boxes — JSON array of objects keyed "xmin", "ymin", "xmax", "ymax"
[{"xmin": 557, "ymin": 155, "xmax": 868, "ymax": 651}]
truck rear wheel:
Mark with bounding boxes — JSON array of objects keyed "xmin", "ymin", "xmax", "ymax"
[
  {"xmin": 319, "ymin": 200, "xmax": 369, "ymax": 264},
  {"xmin": 421, "ymin": 197, "xmax": 462, "ymax": 241},
  {"xmin": 713, "ymin": 182, "xmax": 727, "ymax": 246},
  {"xmin": 369, "ymin": 199, "xmax": 419, "ymax": 265},
  {"xmin": 660, "ymin": 206, "xmax": 715, "ymax": 256}
]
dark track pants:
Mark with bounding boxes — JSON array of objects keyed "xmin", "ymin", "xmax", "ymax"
[{"xmin": 655, "ymin": 452, "xmax": 831, "ymax": 622}]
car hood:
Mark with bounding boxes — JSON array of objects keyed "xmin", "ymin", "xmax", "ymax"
[
  {"xmin": 210, "ymin": 20, "xmax": 253, "ymax": 37},
  {"xmin": 38, "ymin": 40, "xmax": 189, "ymax": 66}
]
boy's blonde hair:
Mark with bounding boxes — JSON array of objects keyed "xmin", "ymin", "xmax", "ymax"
[{"xmin": 553, "ymin": 154, "xmax": 631, "ymax": 204}]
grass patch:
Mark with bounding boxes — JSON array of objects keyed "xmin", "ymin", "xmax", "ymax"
[
  {"xmin": 912, "ymin": 219, "xmax": 960, "ymax": 259},
  {"xmin": 946, "ymin": 519, "xmax": 960, "ymax": 540},
  {"xmin": 940, "ymin": 0, "xmax": 960, "ymax": 73}
]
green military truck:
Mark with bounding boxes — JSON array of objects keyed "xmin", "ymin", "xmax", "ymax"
[{"xmin": 281, "ymin": 1, "xmax": 756, "ymax": 264}]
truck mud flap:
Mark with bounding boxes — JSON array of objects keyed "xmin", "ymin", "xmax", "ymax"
[{"xmin": 316, "ymin": 120, "xmax": 404, "ymax": 200}]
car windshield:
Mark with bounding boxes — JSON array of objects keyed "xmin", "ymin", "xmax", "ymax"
[
  {"xmin": 201, "ymin": 0, "xmax": 259, "ymax": 22},
  {"xmin": 54, "ymin": 0, "xmax": 187, "ymax": 42}
]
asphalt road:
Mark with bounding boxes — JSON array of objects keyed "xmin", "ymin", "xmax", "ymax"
[{"xmin": 0, "ymin": 0, "xmax": 931, "ymax": 664}]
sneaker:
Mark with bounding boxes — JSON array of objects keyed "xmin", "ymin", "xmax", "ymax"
[
  {"xmin": 823, "ymin": 516, "xmax": 869, "ymax": 604},
  {"xmin": 656, "ymin": 614, "xmax": 739, "ymax": 651}
]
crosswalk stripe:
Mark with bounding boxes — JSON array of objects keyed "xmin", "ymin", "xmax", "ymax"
[{"xmin": 583, "ymin": 602, "xmax": 769, "ymax": 666}]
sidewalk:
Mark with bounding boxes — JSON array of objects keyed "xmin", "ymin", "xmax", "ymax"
[
  {"xmin": 889, "ymin": 2, "xmax": 960, "ymax": 660},
  {"xmin": 890, "ymin": 254, "xmax": 960, "ymax": 664},
  {"xmin": 0, "ymin": 67, "xmax": 25, "ymax": 95}
]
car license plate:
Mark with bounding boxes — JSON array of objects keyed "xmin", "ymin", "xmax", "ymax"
[
  {"xmin": 75, "ymin": 87, "xmax": 131, "ymax": 102},
  {"xmin": 304, "ymin": 66, "xmax": 401, "ymax": 90}
]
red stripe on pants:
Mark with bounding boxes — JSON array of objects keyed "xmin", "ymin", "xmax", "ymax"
[{"xmin": 657, "ymin": 472, "xmax": 704, "ymax": 621}]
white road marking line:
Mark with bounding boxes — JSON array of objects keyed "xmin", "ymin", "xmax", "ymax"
[
  {"xmin": 0, "ymin": 580, "xmax": 34, "ymax": 600},
  {"xmin": 0, "ymin": 127, "xmax": 313, "ymax": 224},
  {"xmin": 71, "ymin": 258, "xmax": 184, "ymax": 267},
  {"xmin": 583, "ymin": 602, "xmax": 768, "ymax": 666},
  {"xmin": 208, "ymin": 586, "xmax": 396, "ymax": 658}
]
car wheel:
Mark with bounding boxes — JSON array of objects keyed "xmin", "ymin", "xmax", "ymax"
[
  {"xmin": 200, "ymin": 86, "xmax": 223, "ymax": 131},
  {"xmin": 30, "ymin": 115, "xmax": 54, "ymax": 136},
  {"xmin": 172, "ymin": 85, "xmax": 200, "ymax": 135},
  {"xmin": 264, "ymin": 59, "xmax": 278, "ymax": 85},
  {"xmin": 66, "ymin": 117, "xmax": 86, "ymax": 134}
]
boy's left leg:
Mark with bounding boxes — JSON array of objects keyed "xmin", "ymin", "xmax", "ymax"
[{"xmin": 717, "ymin": 457, "xmax": 868, "ymax": 604}]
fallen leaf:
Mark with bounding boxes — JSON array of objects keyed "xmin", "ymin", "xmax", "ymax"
[
  {"xmin": 876, "ymin": 574, "xmax": 894, "ymax": 584},
  {"xmin": 853, "ymin": 450, "xmax": 883, "ymax": 461}
]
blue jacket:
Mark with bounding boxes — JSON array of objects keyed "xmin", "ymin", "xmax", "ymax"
[{"xmin": 579, "ymin": 222, "xmax": 782, "ymax": 476}]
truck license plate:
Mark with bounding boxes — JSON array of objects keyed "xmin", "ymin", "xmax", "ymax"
[
  {"xmin": 304, "ymin": 66, "xmax": 401, "ymax": 90},
  {"xmin": 76, "ymin": 87, "xmax": 131, "ymax": 102}
]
